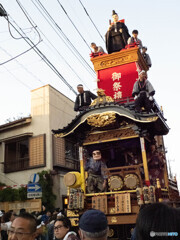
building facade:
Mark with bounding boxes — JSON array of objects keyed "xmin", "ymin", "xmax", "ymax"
[{"xmin": 0, "ymin": 85, "xmax": 78, "ymax": 208}]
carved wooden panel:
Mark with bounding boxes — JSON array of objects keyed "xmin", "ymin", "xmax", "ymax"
[
  {"xmin": 84, "ymin": 128, "xmax": 137, "ymax": 144},
  {"xmin": 91, "ymin": 48, "xmax": 148, "ymax": 71}
]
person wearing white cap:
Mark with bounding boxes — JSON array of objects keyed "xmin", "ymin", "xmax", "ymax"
[
  {"xmin": 74, "ymin": 84, "xmax": 97, "ymax": 112},
  {"xmin": 132, "ymin": 71, "xmax": 155, "ymax": 113}
]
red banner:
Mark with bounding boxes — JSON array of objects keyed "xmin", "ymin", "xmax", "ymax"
[{"xmin": 97, "ymin": 62, "xmax": 141, "ymax": 99}]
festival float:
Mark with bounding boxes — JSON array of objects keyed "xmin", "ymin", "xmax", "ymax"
[{"xmin": 52, "ymin": 11, "xmax": 179, "ymax": 240}]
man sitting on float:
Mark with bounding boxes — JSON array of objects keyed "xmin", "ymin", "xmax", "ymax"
[
  {"xmin": 132, "ymin": 70, "xmax": 155, "ymax": 113},
  {"xmin": 85, "ymin": 150, "xmax": 107, "ymax": 193}
]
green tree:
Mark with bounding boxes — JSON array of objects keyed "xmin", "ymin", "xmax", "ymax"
[{"xmin": 38, "ymin": 170, "xmax": 56, "ymax": 210}]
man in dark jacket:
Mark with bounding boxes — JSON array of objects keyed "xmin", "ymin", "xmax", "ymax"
[
  {"xmin": 74, "ymin": 84, "xmax": 97, "ymax": 111},
  {"xmin": 105, "ymin": 10, "xmax": 130, "ymax": 54},
  {"xmin": 132, "ymin": 70, "xmax": 155, "ymax": 113}
]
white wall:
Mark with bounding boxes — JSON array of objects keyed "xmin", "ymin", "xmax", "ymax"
[{"xmin": 0, "ymin": 85, "xmax": 75, "ymax": 189}]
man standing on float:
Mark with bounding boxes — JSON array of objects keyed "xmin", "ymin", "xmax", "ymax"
[
  {"xmin": 74, "ymin": 84, "xmax": 97, "ymax": 112},
  {"xmin": 105, "ymin": 10, "xmax": 130, "ymax": 54}
]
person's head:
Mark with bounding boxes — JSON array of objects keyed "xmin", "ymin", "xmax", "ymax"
[
  {"xmin": 79, "ymin": 210, "xmax": 108, "ymax": 240},
  {"xmin": 139, "ymin": 70, "xmax": 147, "ymax": 81},
  {"xmin": 92, "ymin": 150, "xmax": 102, "ymax": 161},
  {"xmin": 91, "ymin": 43, "xmax": 97, "ymax": 51},
  {"xmin": 19, "ymin": 209, "xmax": 26, "ymax": 215},
  {"xmin": 77, "ymin": 84, "xmax": 84, "ymax": 94},
  {"xmin": 46, "ymin": 211, "xmax": 51, "ymax": 217},
  {"xmin": 142, "ymin": 46, "xmax": 147, "ymax": 54},
  {"xmin": 136, "ymin": 203, "xmax": 180, "ymax": 240},
  {"xmin": 53, "ymin": 208, "xmax": 59, "ymax": 215},
  {"xmin": 132, "ymin": 30, "xmax": 138, "ymax": 38},
  {"xmin": 0, "ymin": 211, "xmax": 3, "ymax": 220},
  {"xmin": 8, "ymin": 213, "xmax": 37, "ymax": 240},
  {"xmin": 112, "ymin": 10, "xmax": 119, "ymax": 23},
  {"xmin": 3, "ymin": 211, "xmax": 15, "ymax": 223},
  {"xmin": 54, "ymin": 217, "xmax": 71, "ymax": 240}
]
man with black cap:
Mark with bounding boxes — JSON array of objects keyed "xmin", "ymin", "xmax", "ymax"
[
  {"xmin": 105, "ymin": 10, "xmax": 130, "ymax": 54},
  {"xmin": 142, "ymin": 47, "xmax": 152, "ymax": 68},
  {"xmin": 132, "ymin": 70, "xmax": 155, "ymax": 113},
  {"xmin": 79, "ymin": 210, "xmax": 108, "ymax": 240},
  {"xmin": 74, "ymin": 84, "xmax": 97, "ymax": 112}
]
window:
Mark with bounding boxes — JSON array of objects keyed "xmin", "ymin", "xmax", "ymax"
[
  {"xmin": 65, "ymin": 140, "xmax": 79, "ymax": 160},
  {"xmin": 53, "ymin": 136, "xmax": 79, "ymax": 170},
  {"xmin": 65, "ymin": 140, "xmax": 79, "ymax": 170},
  {"xmin": 5, "ymin": 135, "xmax": 46, "ymax": 173}
]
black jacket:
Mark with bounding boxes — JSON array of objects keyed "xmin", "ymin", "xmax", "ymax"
[
  {"xmin": 105, "ymin": 22, "xmax": 130, "ymax": 54},
  {"xmin": 74, "ymin": 91, "xmax": 97, "ymax": 111}
]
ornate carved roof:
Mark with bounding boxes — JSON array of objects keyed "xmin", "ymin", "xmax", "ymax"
[{"xmin": 52, "ymin": 103, "xmax": 169, "ymax": 139}]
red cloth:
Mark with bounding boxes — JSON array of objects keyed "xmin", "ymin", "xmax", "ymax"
[
  {"xmin": 97, "ymin": 62, "xmax": 140, "ymax": 99},
  {"xmin": 111, "ymin": 19, "xmax": 125, "ymax": 24}
]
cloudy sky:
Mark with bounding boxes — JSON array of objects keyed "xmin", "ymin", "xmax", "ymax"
[{"xmin": 0, "ymin": 0, "xmax": 180, "ymax": 182}]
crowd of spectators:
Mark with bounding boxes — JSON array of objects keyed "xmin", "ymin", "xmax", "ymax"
[{"xmin": 0, "ymin": 203, "xmax": 180, "ymax": 240}]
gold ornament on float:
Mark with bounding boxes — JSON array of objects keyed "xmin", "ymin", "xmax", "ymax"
[
  {"xmin": 124, "ymin": 174, "xmax": 140, "ymax": 189},
  {"xmin": 90, "ymin": 88, "xmax": 114, "ymax": 106},
  {"xmin": 108, "ymin": 175, "xmax": 124, "ymax": 191},
  {"xmin": 87, "ymin": 112, "xmax": 116, "ymax": 127}
]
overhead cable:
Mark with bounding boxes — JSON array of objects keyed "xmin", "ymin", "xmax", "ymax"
[
  {"xmin": 5, "ymin": 15, "xmax": 77, "ymax": 95},
  {"xmin": 15, "ymin": 0, "xmax": 90, "ymax": 89},
  {"xmin": 33, "ymin": 0, "xmax": 95, "ymax": 77},
  {"xmin": 56, "ymin": 0, "xmax": 91, "ymax": 51},
  {"xmin": 79, "ymin": 0, "xmax": 105, "ymax": 43}
]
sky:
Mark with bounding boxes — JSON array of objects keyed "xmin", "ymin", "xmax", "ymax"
[{"xmin": 0, "ymin": 0, "xmax": 180, "ymax": 182}]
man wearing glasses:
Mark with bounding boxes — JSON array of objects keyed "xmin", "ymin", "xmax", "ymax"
[
  {"xmin": 8, "ymin": 213, "xmax": 37, "ymax": 240},
  {"xmin": 54, "ymin": 217, "xmax": 79, "ymax": 240}
]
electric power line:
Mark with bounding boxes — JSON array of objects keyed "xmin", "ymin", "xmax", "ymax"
[
  {"xmin": 14, "ymin": 0, "xmax": 90, "ymax": 90},
  {"xmin": 30, "ymin": 0, "xmax": 95, "ymax": 79},
  {"xmin": 3, "ymin": 64, "xmax": 75, "ymax": 118},
  {"xmin": 0, "ymin": 45, "xmax": 78, "ymax": 115},
  {"xmin": 56, "ymin": 0, "xmax": 91, "ymax": 51},
  {"xmin": 78, "ymin": 0, "xmax": 105, "ymax": 43},
  {"xmin": 0, "ymin": 14, "xmax": 42, "ymax": 66},
  {"xmin": 5, "ymin": 15, "xmax": 78, "ymax": 96},
  {"xmin": 33, "ymin": 0, "xmax": 95, "ymax": 77}
]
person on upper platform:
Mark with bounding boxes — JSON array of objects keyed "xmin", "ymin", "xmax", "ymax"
[
  {"xmin": 74, "ymin": 84, "xmax": 97, "ymax": 112},
  {"xmin": 90, "ymin": 42, "xmax": 105, "ymax": 54},
  {"xmin": 132, "ymin": 70, "xmax": 155, "ymax": 113},
  {"xmin": 142, "ymin": 46, "xmax": 152, "ymax": 68},
  {"xmin": 105, "ymin": 10, "xmax": 130, "ymax": 54},
  {"xmin": 128, "ymin": 30, "xmax": 143, "ymax": 49}
]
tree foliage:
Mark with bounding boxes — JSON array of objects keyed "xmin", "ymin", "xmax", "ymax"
[{"xmin": 38, "ymin": 170, "xmax": 56, "ymax": 210}]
